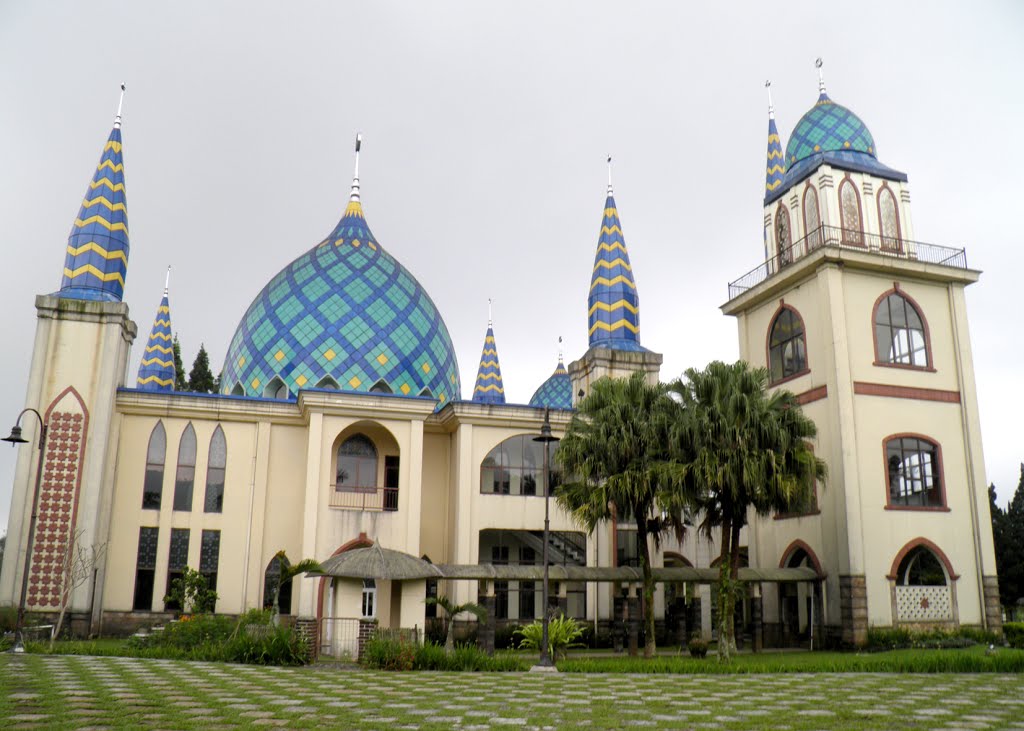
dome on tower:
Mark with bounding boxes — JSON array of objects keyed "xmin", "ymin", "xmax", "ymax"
[
  {"xmin": 220, "ymin": 146, "xmax": 461, "ymax": 405},
  {"xmin": 784, "ymin": 92, "xmax": 876, "ymax": 168},
  {"xmin": 529, "ymin": 357, "xmax": 572, "ymax": 410}
]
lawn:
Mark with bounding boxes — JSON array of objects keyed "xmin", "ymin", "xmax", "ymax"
[{"xmin": 3, "ymin": 653, "xmax": 1024, "ymax": 730}]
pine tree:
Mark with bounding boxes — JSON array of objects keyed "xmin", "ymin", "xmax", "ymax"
[
  {"xmin": 187, "ymin": 344, "xmax": 216, "ymax": 394},
  {"xmin": 172, "ymin": 334, "xmax": 187, "ymax": 391},
  {"xmin": 1000, "ymin": 465, "xmax": 1024, "ymax": 609}
]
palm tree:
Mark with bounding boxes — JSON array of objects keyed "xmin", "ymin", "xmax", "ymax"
[
  {"xmin": 555, "ymin": 371, "xmax": 694, "ymax": 659},
  {"xmin": 669, "ymin": 361, "xmax": 825, "ymax": 661},
  {"xmin": 269, "ymin": 550, "xmax": 324, "ymax": 625},
  {"xmin": 425, "ymin": 595, "xmax": 487, "ymax": 653}
]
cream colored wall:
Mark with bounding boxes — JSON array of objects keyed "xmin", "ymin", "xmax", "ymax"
[{"xmin": 419, "ymin": 432, "xmax": 450, "ymax": 564}]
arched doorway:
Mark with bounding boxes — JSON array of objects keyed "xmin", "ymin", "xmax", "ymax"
[
  {"xmin": 263, "ymin": 554, "xmax": 292, "ymax": 615},
  {"xmin": 889, "ymin": 539, "xmax": 957, "ymax": 626},
  {"xmin": 663, "ymin": 553, "xmax": 694, "ymax": 645},
  {"xmin": 778, "ymin": 541, "xmax": 825, "ymax": 648}
]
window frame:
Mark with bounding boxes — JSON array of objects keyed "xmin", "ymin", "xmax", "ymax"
[
  {"xmin": 142, "ymin": 422, "xmax": 166, "ymax": 510},
  {"xmin": 172, "ymin": 423, "xmax": 197, "ymax": 512},
  {"xmin": 766, "ymin": 303, "xmax": 810, "ymax": 386},
  {"xmin": 876, "ymin": 183, "xmax": 903, "ymax": 253},
  {"xmin": 775, "ymin": 202, "xmax": 793, "ymax": 268},
  {"xmin": 882, "ymin": 433, "xmax": 949, "ymax": 511},
  {"xmin": 838, "ymin": 176, "xmax": 864, "ymax": 246},
  {"xmin": 203, "ymin": 425, "xmax": 226, "ymax": 513},
  {"xmin": 132, "ymin": 526, "xmax": 159, "ymax": 611},
  {"xmin": 335, "ymin": 434, "xmax": 379, "ymax": 492},
  {"xmin": 872, "ymin": 287, "xmax": 935, "ymax": 372},
  {"xmin": 802, "ymin": 183, "xmax": 822, "ymax": 254},
  {"xmin": 479, "ymin": 434, "xmax": 559, "ymax": 497}
]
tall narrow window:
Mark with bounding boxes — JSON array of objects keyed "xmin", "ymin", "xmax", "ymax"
[
  {"xmin": 204, "ymin": 426, "xmax": 226, "ymax": 513},
  {"xmin": 165, "ymin": 528, "xmax": 190, "ymax": 611},
  {"xmin": 519, "ymin": 546, "xmax": 536, "ymax": 620},
  {"xmin": 200, "ymin": 529, "xmax": 221, "ymax": 608},
  {"xmin": 775, "ymin": 204, "xmax": 792, "ymax": 267},
  {"xmin": 875, "ymin": 292, "xmax": 929, "ymax": 367},
  {"xmin": 132, "ymin": 527, "xmax": 159, "ymax": 611},
  {"xmin": 886, "ymin": 436, "xmax": 943, "ymax": 508},
  {"xmin": 336, "ymin": 434, "xmax": 378, "ymax": 488},
  {"xmin": 768, "ymin": 307, "xmax": 808, "ymax": 383},
  {"xmin": 492, "ymin": 546, "xmax": 510, "ymax": 620},
  {"xmin": 263, "ymin": 555, "xmax": 292, "ymax": 614},
  {"xmin": 803, "ymin": 185, "xmax": 821, "ymax": 252},
  {"xmin": 361, "ymin": 579, "xmax": 377, "ymax": 618},
  {"xmin": 384, "ymin": 455, "xmax": 400, "ymax": 512},
  {"xmin": 878, "ymin": 186, "xmax": 901, "ymax": 252},
  {"xmin": 173, "ymin": 424, "xmax": 197, "ymax": 511},
  {"xmin": 142, "ymin": 422, "xmax": 166, "ymax": 510},
  {"xmin": 839, "ymin": 179, "xmax": 863, "ymax": 245}
]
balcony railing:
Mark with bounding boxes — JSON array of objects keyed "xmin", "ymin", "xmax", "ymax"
[
  {"xmin": 727, "ymin": 225, "xmax": 968, "ymax": 300},
  {"xmin": 329, "ymin": 485, "xmax": 399, "ymax": 512}
]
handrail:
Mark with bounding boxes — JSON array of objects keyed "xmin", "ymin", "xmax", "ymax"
[
  {"xmin": 329, "ymin": 484, "xmax": 399, "ymax": 512},
  {"xmin": 728, "ymin": 225, "xmax": 968, "ymax": 300}
]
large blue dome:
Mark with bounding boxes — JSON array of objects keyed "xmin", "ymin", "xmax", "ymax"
[
  {"xmin": 785, "ymin": 93, "xmax": 876, "ymax": 167},
  {"xmin": 221, "ymin": 198, "xmax": 461, "ymax": 405}
]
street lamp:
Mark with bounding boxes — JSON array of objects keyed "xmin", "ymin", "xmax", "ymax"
[
  {"xmin": 2, "ymin": 408, "xmax": 48, "ymax": 653},
  {"xmin": 532, "ymin": 407, "xmax": 560, "ymax": 668}
]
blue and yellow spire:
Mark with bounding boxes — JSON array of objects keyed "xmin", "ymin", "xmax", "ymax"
[
  {"xmin": 58, "ymin": 84, "xmax": 130, "ymax": 302},
  {"xmin": 472, "ymin": 301, "xmax": 506, "ymax": 404},
  {"xmin": 588, "ymin": 158, "xmax": 643, "ymax": 351},
  {"xmin": 137, "ymin": 268, "xmax": 176, "ymax": 391},
  {"xmin": 765, "ymin": 81, "xmax": 785, "ymax": 196}
]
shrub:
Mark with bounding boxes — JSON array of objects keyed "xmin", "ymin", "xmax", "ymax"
[
  {"xmin": 413, "ymin": 641, "xmax": 526, "ymax": 671},
  {"xmin": 515, "ymin": 615, "xmax": 586, "ymax": 660},
  {"xmin": 494, "ymin": 623, "xmax": 521, "ymax": 650},
  {"xmin": 687, "ymin": 636, "xmax": 708, "ymax": 658},
  {"xmin": 0, "ymin": 606, "xmax": 18, "ymax": 633},
  {"xmin": 224, "ymin": 624, "xmax": 308, "ymax": 666},
  {"xmin": 1005, "ymin": 622, "xmax": 1024, "ymax": 649},
  {"xmin": 424, "ymin": 617, "xmax": 446, "ymax": 645},
  {"xmin": 132, "ymin": 614, "xmax": 236, "ymax": 651},
  {"xmin": 362, "ymin": 632, "xmax": 416, "ymax": 671},
  {"xmin": 867, "ymin": 626, "xmax": 1001, "ymax": 651},
  {"xmin": 163, "ymin": 568, "xmax": 218, "ymax": 615}
]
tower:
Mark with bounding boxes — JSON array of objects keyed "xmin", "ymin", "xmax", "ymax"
[
  {"xmin": 136, "ymin": 269, "xmax": 176, "ymax": 391},
  {"xmin": 568, "ymin": 158, "xmax": 662, "ymax": 400},
  {"xmin": 0, "ymin": 88, "xmax": 138, "ymax": 631},
  {"xmin": 723, "ymin": 65, "xmax": 999, "ymax": 645},
  {"xmin": 471, "ymin": 302, "xmax": 506, "ymax": 405}
]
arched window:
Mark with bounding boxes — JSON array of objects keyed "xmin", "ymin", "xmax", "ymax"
[
  {"xmin": 886, "ymin": 436, "xmax": 943, "ymax": 508},
  {"xmin": 775, "ymin": 204, "xmax": 792, "ymax": 267},
  {"xmin": 874, "ymin": 291, "xmax": 929, "ymax": 367},
  {"xmin": 839, "ymin": 178, "xmax": 863, "ymax": 245},
  {"xmin": 767, "ymin": 307, "xmax": 808, "ymax": 384},
  {"xmin": 263, "ymin": 554, "xmax": 292, "ymax": 615},
  {"xmin": 896, "ymin": 545, "xmax": 947, "ymax": 586},
  {"xmin": 264, "ymin": 377, "xmax": 288, "ymax": 399},
  {"xmin": 891, "ymin": 540, "xmax": 955, "ymax": 623},
  {"xmin": 230, "ymin": 382, "xmax": 245, "ymax": 396},
  {"xmin": 878, "ymin": 186, "xmax": 901, "ymax": 252},
  {"xmin": 315, "ymin": 376, "xmax": 339, "ymax": 390},
  {"xmin": 173, "ymin": 423, "xmax": 197, "ymax": 511},
  {"xmin": 337, "ymin": 434, "xmax": 378, "ymax": 488},
  {"xmin": 803, "ymin": 185, "xmax": 821, "ymax": 252},
  {"xmin": 142, "ymin": 422, "xmax": 166, "ymax": 510},
  {"xmin": 369, "ymin": 380, "xmax": 392, "ymax": 394},
  {"xmin": 203, "ymin": 425, "xmax": 226, "ymax": 513},
  {"xmin": 480, "ymin": 434, "xmax": 560, "ymax": 496}
]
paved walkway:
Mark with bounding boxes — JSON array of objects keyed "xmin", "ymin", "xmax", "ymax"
[{"xmin": 2, "ymin": 654, "xmax": 1024, "ymax": 729}]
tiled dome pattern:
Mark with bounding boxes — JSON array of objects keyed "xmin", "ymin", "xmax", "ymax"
[
  {"xmin": 785, "ymin": 93, "xmax": 876, "ymax": 168},
  {"xmin": 58, "ymin": 126, "xmax": 130, "ymax": 302},
  {"xmin": 588, "ymin": 194, "xmax": 643, "ymax": 351},
  {"xmin": 221, "ymin": 200, "xmax": 461, "ymax": 405},
  {"xmin": 472, "ymin": 325, "xmax": 505, "ymax": 404},
  {"xmin": 137, "ymin": 292, "xmax": 175, "ymax": 391},
  {"xmin": 529, "ymin": 358, "xmax": 572, "ymax": 410}
]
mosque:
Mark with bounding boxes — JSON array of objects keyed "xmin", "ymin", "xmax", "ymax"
[{"xmin": 0, "ymin": 65, "xmax": 1001, "ymax": 652}]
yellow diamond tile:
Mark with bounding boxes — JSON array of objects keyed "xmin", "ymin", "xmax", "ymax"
[
  {"xmin": 324, "ymin": 349, "xmax": 336, "ymax": 361},
  {"xmin": 295, "ymin": 374, "xmax": 308, "ymax": 387},
  {"xmin": 439, "ymin": 393, "xmax": 446, "ymax": 402},
  {"xmin": 348, "ymin": 376, "xmax": 362, "ymax": 388},
  {"xmin": 376, "ymin": 353, "xmax": 389, "ymax": 365},
  {"xmin": 400, "ymin": 383, "xmax": 411, "ymax": 395},
  {"xmin": 421, "ymin": 363, "xmax": 431, "ymax": 374},
  {"xmin": 238, "ymin": 356, "xmax": 246, "ymax": 367},
  {"xmin": 251, "ymin": 378, "xmax": 260, "ymax": 389},
  {"xmin": 274, "ymin": 350, "xmax": 285, "ymax": 362},
  {"xmin": 368, "ymin": 242, "xmax": 377, "ymax": 251},
  {"xmin": 352, "ymin": 240, "xmax": 361, "ymax": 248}
]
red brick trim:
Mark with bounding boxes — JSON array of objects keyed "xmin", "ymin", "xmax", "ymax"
[
  {"xmin": 887, "ymin": 537, "xmax": 959, "ymax": 581},
  {"xmin": 794, "ymin": 385, "xmax": 827, "ymax": 405},
  {"xmin": 778, "ymin": 539, "xmax": 826, "ymax": 577},
  {"xmin": 854, "ymin": 382, "xmax": 959, "ymax": 403}
]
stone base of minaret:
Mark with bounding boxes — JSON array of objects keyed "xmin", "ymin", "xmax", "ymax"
[{"xmin": 568, "ymin": 345, "xmax": 664, "ymax": 405}]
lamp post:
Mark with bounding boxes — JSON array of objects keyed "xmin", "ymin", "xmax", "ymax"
[
  {"xmin": 532, "ymin": 407, "xmax": 560, "ymax": 668},
  {"xmin": 2, "ymin": 408, "xmax": 48, "ymax": 653}
]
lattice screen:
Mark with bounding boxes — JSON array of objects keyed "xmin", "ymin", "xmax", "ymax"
[{"xmin": 895, "ymin": 585, "xmax": 951, "ymax": 622}]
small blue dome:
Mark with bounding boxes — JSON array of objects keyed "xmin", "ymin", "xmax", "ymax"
[
  {"xmin": 785, "ymin": 93, "xmax": 876, "ymax": 168},
  {"xmin": 221, "ymin": 198, "xmax": 461, "ymax": 405},
  {"xmin": 529, "ymin": 358, "xmax": 572, "ymax": 410}
]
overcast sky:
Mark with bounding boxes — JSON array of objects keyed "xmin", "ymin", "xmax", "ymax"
[{"xmin": 1, "ymin": 1, "xmax": 1022, "ymax": 534}]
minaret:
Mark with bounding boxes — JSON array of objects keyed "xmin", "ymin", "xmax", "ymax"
[
  {"xmin": 58, "ymin": 84, "xmax": 130, "ymax": 302},
  {"xmin": 569, "ymin": 157, "xmax": 662, "ymax": 400},
  {"xmin": 765, "ymin": 81, "xmax": 785, "ymax": 197},
  {"xmin": 471, "ymin": 300, "xmax": 506, "ymax": 404},
  {"xmin": 137, "ymin": 268, "xmax": 176, "ymax": 391}
]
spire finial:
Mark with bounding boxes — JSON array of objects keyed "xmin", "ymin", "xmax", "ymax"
[
  {"xmin": 606, "ymin": 155, "xmax": 613, "ymax": 195},
  {"xmin": 349, "ymin": 133, "xmax": 362, "ymax": 202},
  {"xmin": 163, "ymin": 266, "xmax": 171, "ymax": 297},
  {"xmin": 114, "ymin": 82, "xmax": 126, "ymax": 129},
  {"xmin": 815, "ymin": 57, "xmax": 826, "ymax": 96},
  {"xmin": 558, "ymin": 335, "xmax": 563, "ymax": 363},
  {"xmin": 488, "ymin": 298, "xmax": 493, "ymax": 327},
  {"xmin": 765, "ymin": 80, "xmax": 775, "ymax": 119}
]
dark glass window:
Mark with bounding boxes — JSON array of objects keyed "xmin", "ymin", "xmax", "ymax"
[
  {"xmin": 875, "ymin": 293, "xmax": 928, "ymax": 367},
  {"xmin": 519, "ymin": 546, "xmax": 536, "ymax": 620},
  {"xmin": 887, "ymin": 437, "xmax": 943, "ymax": 507},
  {"xmin": 616, "ymin": 528, "xmax": 641, "ymax": 568},
  {"xmin": 165, "ymin": 528, "xmax": 190, "ymax": 611},
  {"xmin": 173, "ymin": 424, "xmax": 197, "ymax": 511},
  {"xmin": 384, "ymin": 455, "xmax": 399, "ymax": 512},
  {"xmin": 480, "ymin": 435, "xmax": 560, "ymax": 496},
  {"xmin": 203, "ymin": 426, "xmax": 226, "ymax": 513},
  {"xmin": 896, "ymin": 546, "xmax": 947, "ymax": 586},
  {"xmin": 200, "ymin": 529, "xmax": 221, "ymax": 607},
  {"xmin": 263, "ymin": 555, "xmax": 292, "ymax": 615},
  {"xmin": 425, "ymin": 578, "xmax": 438, "ymax": 618},
  {"xmin": 132, "ymin": 527, "xmax": 159, "ymax": 611},
  {"xmin": 492, "ymin": 546, "xmax": 509, "ymax": 620},
  {"xmin": 142, "ymin": 422, "xmax": 166, "ymax": 510},
  {"xmin": 337, "ymin": 434, "xmax": 378, "ymax": 488},
  {"xmin": 768, "ymin": 308, "xmax": 807, "ymax": 383}
]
